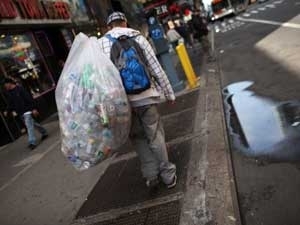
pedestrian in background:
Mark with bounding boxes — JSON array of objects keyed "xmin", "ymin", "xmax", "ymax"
[
  {"xmin": 174, "ymin": 20, "xmax": 192, "ymax": 48},
  {"xmin": 2, "ymin": 78, "xmax": 48, "ymax": 150},
  {"xmin": 191, "ymin": 9, "xmax": 216, "ymax": 62},
  {"xmin": 165, "ymin": 22, "xmax": 183, "ymax": 49},
  {"xmin": 98, "ymin": 12, "xmax": 177, "ymax": 191},
  {"xmin": 183, "ymin": 8, "xmax": 195, "ymax": 48}
]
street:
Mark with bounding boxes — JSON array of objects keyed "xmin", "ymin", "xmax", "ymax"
[{"xmin": 215, "ymin": 0, "xmax": 300, "ymax": 224}]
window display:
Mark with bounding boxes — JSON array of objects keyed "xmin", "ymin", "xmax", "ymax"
[{"xmin": 0, "ymin": 32, "xmax": 55, "ymax": 98}]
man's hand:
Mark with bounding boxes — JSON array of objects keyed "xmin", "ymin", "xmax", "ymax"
[
  {"xmin": 32, "ymin": 109, "xmax": 39, "ymax": 117},
  {"xmin": 3, "ymin": 111, "xmax": 8, "ymax": 117}
]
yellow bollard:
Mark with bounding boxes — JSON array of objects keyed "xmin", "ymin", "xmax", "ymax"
[{"xmin": 176, "ymin": 43, "xmax": 198, "ymax": 88}]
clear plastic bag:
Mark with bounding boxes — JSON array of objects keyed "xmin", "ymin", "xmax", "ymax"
[{"xmin": 55, "ymin": 33, "xmax": 131, "ymax": 171}]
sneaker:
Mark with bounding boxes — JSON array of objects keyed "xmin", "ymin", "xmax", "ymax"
[
  {"xmin": 41, "ymin": 134, "xmax": 48, "ymax": 141},
  {"xmin": 28, "ymin": 144, "xmax": 37, "ymax": 150},
  {"xmin": 166, "ymin": 175, "xmax": 177, "ymax": 189}
]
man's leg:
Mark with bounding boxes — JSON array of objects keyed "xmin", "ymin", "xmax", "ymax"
[
  {"xmin": 23, "ymin": 114, "xmax": 36, "ymax": 146},
  {"xmin": 131, "ymin": 108, "xmax": 160, "ymax": 183},
  {"xmin": 33, "ymin": 119, "xmax": 48, "ymax": 138},
  {"xmin": 138, "ymin": 105, "xmax": 176, "ymax": 186}
]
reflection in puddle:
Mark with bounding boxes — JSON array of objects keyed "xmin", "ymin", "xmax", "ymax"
[
  {"xmin": 223, "ymin": 81, "xmax": 253, "ymax": 95},
  {"xmin": 223, "ymin": 81, "xmax": 300, "ymax": 161}
]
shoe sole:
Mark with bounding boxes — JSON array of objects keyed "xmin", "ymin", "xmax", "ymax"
[{"xmin": 167, "ymin": 175, "xmax": 177, "ymax": 189}]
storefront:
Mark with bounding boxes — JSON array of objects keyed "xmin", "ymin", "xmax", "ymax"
[
  {"xmin": 0, "ymin": 0, "xmax": 95, "ymax": 146},
  {"xmin": 0, "ymin": 32, "xmax": 57, "ymax": 97}
]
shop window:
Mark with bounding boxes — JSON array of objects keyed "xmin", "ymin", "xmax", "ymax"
[{"xmin": 0, "ymin": 32, "xmax": 55, "ymax": 98}]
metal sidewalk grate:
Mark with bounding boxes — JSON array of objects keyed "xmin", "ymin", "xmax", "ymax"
[{"xmin": 94, "ymin": 200, "xmax": 181, "ymax": 225}]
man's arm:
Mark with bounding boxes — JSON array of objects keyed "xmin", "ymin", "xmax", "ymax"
[{"xmin": 136, "ymin": 35, "xmax": 175, "ymax": 101}]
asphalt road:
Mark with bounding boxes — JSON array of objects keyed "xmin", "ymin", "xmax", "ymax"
[{"xmin": 215, "ymin": 0, "xmax": 300, "ymax": 225}]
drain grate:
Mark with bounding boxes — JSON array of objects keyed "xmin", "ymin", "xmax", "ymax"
[
  {"xmin": 145, "ymin": 201, "xmax": 180, "ymax": 225},
  {"xmin": 94, "ymin": 200, "xmax": 181, "ymax": 225},
  {"xmin": 76, "ymin": 140, "xmax": 191, "ymax": 219}
]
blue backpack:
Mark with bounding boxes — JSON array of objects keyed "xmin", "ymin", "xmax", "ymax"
[{"xmin": 106, "ymin": 34, "xmax": 151, "ymax": 94}]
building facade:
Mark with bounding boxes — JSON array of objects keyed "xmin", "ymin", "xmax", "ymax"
[{"xmin": 0, "ymin": 0, "xmax": 99, "ymax": 146}]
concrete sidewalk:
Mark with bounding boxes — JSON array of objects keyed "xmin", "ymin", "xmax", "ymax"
[{"xmin": 0, "ymin": 45, "xmax": 240, "ymax": 225}]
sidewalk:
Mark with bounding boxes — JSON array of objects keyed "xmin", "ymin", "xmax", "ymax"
[{"xmin": 0, "ymin": 44, "xmax": 240, "ymax": 225}]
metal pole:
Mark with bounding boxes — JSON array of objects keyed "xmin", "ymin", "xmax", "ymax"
[
  {"xmin": 211, "ymin": 24, "xmax": 215, "ymax": 56},
  {"xmin": 176, "ymin": 43, "xmax": 198, "ymax": 88}
]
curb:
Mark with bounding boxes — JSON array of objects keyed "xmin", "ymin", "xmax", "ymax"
[
  {"xmin": 179, "ymin": 57, "xmax": 242, "ymax": 225},
  {"xmin": 216, "ymin": 60, "xmax": 242, "ymax": 225}
]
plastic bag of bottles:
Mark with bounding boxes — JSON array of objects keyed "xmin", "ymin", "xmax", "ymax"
[{"xmin": 55, "ymin": 33, "xmax": 131, "ymax": 171}]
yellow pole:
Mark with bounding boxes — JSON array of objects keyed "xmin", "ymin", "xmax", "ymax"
[{"xmin": 176, "ymin": 43, "xmax": 198, "ymax": 88}]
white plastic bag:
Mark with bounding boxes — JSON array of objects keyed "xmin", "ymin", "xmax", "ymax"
[{"xmin": 55, "ymin": 33, "xmax": 131, "ymax": 171}]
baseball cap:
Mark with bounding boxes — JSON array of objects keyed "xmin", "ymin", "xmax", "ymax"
[{"xmin": 106, "ymin": 12, "xmax": 127, "ymax": 25}]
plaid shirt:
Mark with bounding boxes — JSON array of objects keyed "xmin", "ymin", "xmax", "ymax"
[{"xmin": 98, "ymin": 27, "xmax": 175, "ymax": 102}]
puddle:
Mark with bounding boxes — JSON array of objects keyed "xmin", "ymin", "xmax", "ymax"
[{"xmin": 223, "ymin": 81, "xmax": 300, "ymax": 161}]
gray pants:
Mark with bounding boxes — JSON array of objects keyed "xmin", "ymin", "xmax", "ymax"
[{"xmin": 130, "ymin": 104, "xmax": 176, "ymax": 184}]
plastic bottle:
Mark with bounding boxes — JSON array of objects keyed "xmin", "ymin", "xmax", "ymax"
[{"xmin": 96, "ymin": 103, "xmax": 109, "ymax": 127}]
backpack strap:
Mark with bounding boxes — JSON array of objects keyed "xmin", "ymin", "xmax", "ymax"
[{"xmin": 105, "ymin": 34, "xmax": 125, "ymax": 65}]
